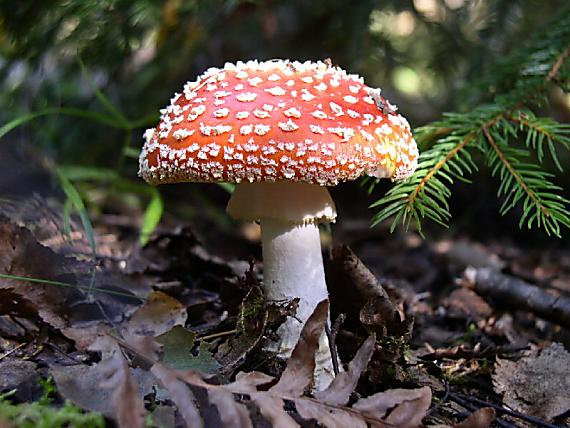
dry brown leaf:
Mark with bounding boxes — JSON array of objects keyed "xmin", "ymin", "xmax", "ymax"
[
  {"xmin": 442, "ymin": 288, "xmax": 493, "ymax": 322},
  {"xmin": 50, "ymin": 358, "xmax": 154, "ymax": 419},
  {"xmin": 101, "ymin": 352, "xmax": 146, "ymax": 428},
  {"xmin": 385, "ymin": 389, "xmax": 431, "ymax": 427},
  {"xmin": 0, "ymin": 217, "xmax": 73, "ymax": 330},
  {"xmin": 295, "ymin": 400, "xmax": 367, "ymax": 428},
  {"xmin": 455, "ymin": 407, "xmax": 496, "ymax": 428},
  {"xmin": 253, "ymin": 395, "xmax": 299, "ymax": 428},
  {"xmin": 493, "ymin": 342, "xmax": 570, "ymax": 421},
  {"xmin": 231, "ymin": 371, "xmax": 275, "ymax": 393},
  {"xmin": 125, "ymin": 290, "xmax": 187, "ymax": 337},
  {"xmin": 314, "ymin": 334, "xmax": 376, "ymax": 406},
  {"xmin": 108, "ymin": 303, "xmax": 433, "ymax": 428},
  {"xmin": 271, "ymin": 299, "xmax": 328, "ymax": 396},
  {"xmin": 170, "ymin": 311, "xmax": 428, "ymax": 428},
  {"xmin": 151, "ymin": 363, "xmax": 204, "ymax": 428},
  {"xmin": 353, "ymin": 386, "xmax": 432, "ymax": 428},
  {"xmin": 208, "ymin": 389, "xmax": 253, "ymax": 428},
  {"xmin": 167, "ymin": 370, "xmax": 261, "ymax": 427},
  {"xmin": 0, "ymin": 216, "xmax": 145, "ymax": 346}
]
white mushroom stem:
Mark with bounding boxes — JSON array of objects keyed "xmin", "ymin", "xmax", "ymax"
[
  {"xmin": 261, "ymin": 219, "xmax": 335, "ymax": 389},
  {"xmin": 227, "ymin": 182, "xmax": 338, "ymax": 390}
]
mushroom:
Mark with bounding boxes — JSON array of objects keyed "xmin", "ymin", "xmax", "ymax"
[{"xmin": 139, "ymin": 60, "xmax": 418, "ymax": 389}]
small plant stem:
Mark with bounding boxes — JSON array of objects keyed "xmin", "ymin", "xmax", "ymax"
[
  {"xmin": 325, "ymin": 313, "xmax": 346, "ymax": 375},
  {"xmin": 0, "ymin": 342, "xmax": 27, "ymax": 362},
  {"xmin": 198, "ymin": 329, "xmax": 238, "ymax": 341}
]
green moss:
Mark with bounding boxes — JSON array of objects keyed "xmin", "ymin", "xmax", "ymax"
[{"xmin": 0, "ymin": 378, "xmax": 105, "ymax": 428}]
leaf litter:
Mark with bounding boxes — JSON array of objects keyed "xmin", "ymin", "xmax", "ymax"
[{"xmin": 1, "ymin": 178, "xmax": 569, "ymax": 427}]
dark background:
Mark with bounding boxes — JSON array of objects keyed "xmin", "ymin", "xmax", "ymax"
[{"xmin": 0, "ymin": 0, "xmax": 568, "ymax": 246}]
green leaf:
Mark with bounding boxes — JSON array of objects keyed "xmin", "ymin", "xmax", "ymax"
[
  {"xmin": 139, "ymin": 189, "xmax": 163, "ymax": 246},
  {"xmin": 78, "ymin": 57, "xmax": 130, "ymax": 129},
  {"xmin": 57, "ymin": 166, "xmax": 120, "ymax": 182},
  {"xmin": 0, "ymin": 108, "xmax": 128, "ymax": 140},
  {"xmin": 0, "ymin": 273, "xmax": 143, "ymax": 301},
  {"xmin": 156, "ymin": 326, "xmax": 220, "ymax": 374},
  {"xmin": 56, "ymin": 169, "xmax": 97, "ymax": 258}
]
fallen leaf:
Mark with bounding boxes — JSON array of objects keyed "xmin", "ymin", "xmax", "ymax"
[
  {"xmin": 99, "ymin": 303, "xmax": 434, "ymax": 428},
  {"xmin": 295, "ymin": 400, "xmax": 367, "ymax": 427},
  {"xmin": 150, "ymin": 363, "xmax": 204, "ymax": 428},
  {"xmin": 50, "ymin": 359, "xmax": 154, "ymax": 418},
  {"xmin": 455, "ymin": 407, "xmax": 495, "ymax": 428},
  {"xmin": 156, "ymin": 326, "xmax": 219, "ymax": 374},
  {"xmin": 493, "ymin": 342, "xmax": 570, "ymax": 421},
  {"xmin": 0, "ymin": 215, "xmax": 146, "ymax": 344},
  {"xmin": 125, "ymin": 291, "xmax": 187, "ymax": 337},
  {"xmin": 442, "ymin": 288, "xmax": 493, "ymax": 322},
  {"xmin": 101, "ymin": 352, "xmax": 146, "ymax": 428},
  {"xmin": 0, "ymin": 289, "xmax": 40, "ymax": 319},
  {"xmin": 315, "ymin": 334, "xmax": 376, "ymax": 406},
  {"xmin": 230, "ymin": 371, "xmax": 275, "ymax": 392},
  {"xmin": 0, "ymin": 217, "xmax": 74, "ymax": 330},
  {"xmin": 360, "ymin": 295, "xmax": 411, "ymax": 339},
  {"xmin": 207, "ymin": 389, "xmax": 252, "ymax": 428},
  {"xmin": 253, "ymin": 395, "xmax": 299, "ymax": 428},
  {"xmin": 270, "ymin": 300, "xmax": 328, "ymax": 396},
  {"xmin": 353, "ymin": 387, "xmax": 432, "ymax": 428}
]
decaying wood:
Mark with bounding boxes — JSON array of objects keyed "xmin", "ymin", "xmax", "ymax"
[
  {"xmin": 329, "ymin": 245, "xmax": 394, "ymax": 301},
  {"xmin": 465, "ymin": 267, "xmax": 570, "ymax": 328},
  {"xmin": 328, "ymin": 245, "xmax": 403, "ymax": 324}
]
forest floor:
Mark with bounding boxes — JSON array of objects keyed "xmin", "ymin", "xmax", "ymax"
[{"xmin": 0, "ymin": 146, "xmax": 569, "ymax": 428}]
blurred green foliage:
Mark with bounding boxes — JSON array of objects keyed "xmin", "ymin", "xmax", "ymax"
[{"xmin": 0, "ymin": 0, "xmax": 568, "ymax": 238}]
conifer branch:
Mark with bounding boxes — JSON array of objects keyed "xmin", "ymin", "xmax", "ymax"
[
  {"xmin": 370, "ymin": 8, "xmax": 570, "ymax": 236},
  {"xmin": 482, "ymin": 125, "xmax": 546, "ymax": 217},
  {"xmin": 409, "ymin": 133, "xmax": 474, "ymax": 207}
]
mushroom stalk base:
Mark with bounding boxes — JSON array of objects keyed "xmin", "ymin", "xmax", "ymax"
[{"xmin": 261, "ymin": 219, "xmax": 335, "ymax": 390}]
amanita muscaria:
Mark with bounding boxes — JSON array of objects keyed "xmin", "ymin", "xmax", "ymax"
[{"xmin": 139, "ymin": 59, "xmax": 418, "ymax": 389}]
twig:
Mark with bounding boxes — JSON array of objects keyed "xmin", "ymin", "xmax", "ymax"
[
  {"xmin": 198, "ymin": 329, "xmax": 238, "ymax": 341},
  {"xmin": 0, "ymin": 342, "xmax": 27, "ymax": 362},
  {"xmin": 453, "ymin": 392, "xmax": 566, "ymax": 428},
  {"xmin": 325, "ymin": 313, "xmax": 346, "ymax": 375},
  {"xmin": 466, "ymin": 267, "xmax": 570, "ymax": 328},
  {"xmin": 448, "ymin": 393, "xmax": 520, "ymax": 428},
  {"xmin": 426, "ymin": 380, "xmax": 450, "ymax": 416},
  {"xmin": 41, "ymin": 342, "xmax": 85, "ymax": 365}
]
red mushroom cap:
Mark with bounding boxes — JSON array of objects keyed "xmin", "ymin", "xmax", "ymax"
[{"xmin": 139, "ymin": 60, "xmax": 418, "ymax": 186}]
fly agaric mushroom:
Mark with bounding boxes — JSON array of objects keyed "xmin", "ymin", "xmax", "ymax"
[{"xmin": 139, "ymin": 59, "xmax": 418, "ymax": 389}]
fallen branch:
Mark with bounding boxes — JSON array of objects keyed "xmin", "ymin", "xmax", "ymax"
[{"xmin": 465, "ymin": 267, "xmax": 570, "ymax": 328}]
